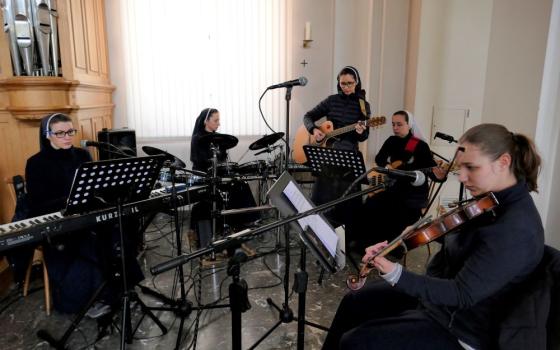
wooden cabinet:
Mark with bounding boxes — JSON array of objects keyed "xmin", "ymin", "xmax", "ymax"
[{"xmin": 0, "ymin": 0, "xmax": 115, "ymax": 224}]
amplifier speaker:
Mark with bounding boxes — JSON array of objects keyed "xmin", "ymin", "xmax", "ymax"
[{"xmin": 97, "ymin": 128, "xmax": 137, "ymax": 160}]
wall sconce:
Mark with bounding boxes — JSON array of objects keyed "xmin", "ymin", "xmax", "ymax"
[{"xmin": 303, "ymin": 21, "xmax": 313, "ymax": 48}]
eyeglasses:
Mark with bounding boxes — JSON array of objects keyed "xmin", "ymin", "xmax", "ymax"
[
  {"xmin": 49, "ymin": 129, "xmax": 78, "ymax": 138},
  {"xmin": 340, "ymin": 81, "xmax": 356, "ymax": 87}
]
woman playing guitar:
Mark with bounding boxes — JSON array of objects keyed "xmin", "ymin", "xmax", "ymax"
[
  {"xmin": 321, "ymin": 123, "xmax": 544, "ymax": 350},
  {"xmin": 301, "ymin": 66, "xmax": 371, "ymax": 226},
  {"xmin": 349, "ymin": 110, "xmax": 446, "ymax": 254}
]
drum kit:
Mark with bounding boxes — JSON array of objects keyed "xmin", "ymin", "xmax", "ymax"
[
  {"xmin": 143, "ymin": 131, "xmax": 284, "ymax": 250},
  {"xmin": 145, "ymin": 132, "xmax": 284, "ymax": 188},
  {"xmin": 197, "ymin": 131, "xmax": 284, "ymax": 180}
]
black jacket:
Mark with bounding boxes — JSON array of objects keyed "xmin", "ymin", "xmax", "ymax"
[
  {"xmin": 496, "ymin": 245, "xmax": 560, "ymax": 350},
  {"xmin": 25, "ymin": 144, "xmax": 92, "ymax": 217},
  {"xmin": 396, "ymin": 181, "xmax": 545, "ymax": 349},
  {"xmin": 375, "ymin": 131, "xmax": 437, "ymax": 208},
  {"xmin": 190, "ymin": 129, "xmax": 228, "ymax": 172},
  {"xmin": 303, "ymin": 93, "xmax": 370, "ymax": 148}
]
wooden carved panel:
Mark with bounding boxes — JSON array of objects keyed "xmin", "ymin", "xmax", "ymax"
[
  {"xmin": 68, "ymin": 0, "xmax": 87, "ymax": 72},
  {"xmin": 84, "ymin": 0, "xmax": 100, "ymax": 74},
  {"xmin": 59, "ymin": 0, "xmax": 110, "ymax": 83}
]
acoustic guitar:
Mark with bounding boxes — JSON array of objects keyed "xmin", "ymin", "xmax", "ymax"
[
  {"xmin": 367, "ymin": 160, "xmax": 402, "ymax": 196},
  {"xmin": 292, "ymin": 116, "xmax": 386, "ymax": 164}
]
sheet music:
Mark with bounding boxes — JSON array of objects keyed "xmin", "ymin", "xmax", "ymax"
[{"xmin": 282, "ymin": 181, "xmax": 338, "ymax": 257}]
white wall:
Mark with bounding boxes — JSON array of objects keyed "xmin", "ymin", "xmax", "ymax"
[
  {"xmin": 414, "ymin": 0, "xmax": 493, "ymax": 139},
  {"xmin": 288, "ymin": 0, "xmax": 335, "ymax": 143},
  {"xmin": 482, "ymin": 0, "xmax": 553, "ymax": 136},
  {"xmin": 535, "ymin": 0, "xmax": 560, "ymax": 248},
  {"xmin": 410, "ymin": 0, "xmax": 494, "ymax": 203},
  {"xmin": 104, "ymin": 0, "xmax": 128, "ymax": 128},
  {"xmin": 411, "ymin": 0, "xmax": 447, "ymax": 139},
  {"xmin": 366, "ymin": 0, "xmax": 410, "ymax": 163}
]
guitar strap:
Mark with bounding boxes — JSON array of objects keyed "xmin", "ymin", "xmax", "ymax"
[
  {"xmin": 404, "ymin": 136, "xmax": 420, "ymax": 154},
  {"xmin": 359, "ymin": 98, "xmax": 367, "ymax": 118}
]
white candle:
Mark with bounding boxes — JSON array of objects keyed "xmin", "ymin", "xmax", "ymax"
[{"xmin": 304, "ymin": 22, "xmax": 312, "ymax": 40}]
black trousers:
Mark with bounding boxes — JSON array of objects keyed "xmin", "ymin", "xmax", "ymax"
[
  {"xmin": 322, "ymin": 281, "xmax": 463, "ymax": 350},
  {"xmin": 347, "ymin": 191, "xmax": 422, "ymax": 253}
]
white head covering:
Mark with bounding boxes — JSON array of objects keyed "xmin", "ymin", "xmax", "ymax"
[{"xmin": 404, "ymin": 110, "xmax": 426, "ymax": 141}]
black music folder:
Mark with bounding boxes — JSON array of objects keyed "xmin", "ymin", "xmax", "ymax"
[
  {"xmin": 303, "ymin": 145, "xmax": 366, "ymax": 183},
  {"xmin": 64, "ymin": 155, "xmax": 166, "ymax": 215}
]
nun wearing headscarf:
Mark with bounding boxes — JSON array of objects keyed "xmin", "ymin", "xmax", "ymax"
[
  {"xmin": 190, "ymin": 108, "xmax": 227, "ymax": 171},
  {"xmin": 188, "ymin": 108, "xmax": 259, "ymax": 249},
  {"xmin": 24, "ymin": 113, "xmax": 103, "ymax": 314},
  {"xmin": 24, "ymin": 113, "xmax": 144, "ymax": 315},
  {"xmin": 350, "ymin": 110, "xmax": 445, "ymax": 254},
  {"xmin": 303, "ymin": 65, "xmax": 371, "ymax": 152},
  {"xmin": 26, "ymin": 113, "xmax": 92, "ymax": 217},
  {"xmin": 302, "ymin": 66, "xmax": 372, "ymax": 226}
]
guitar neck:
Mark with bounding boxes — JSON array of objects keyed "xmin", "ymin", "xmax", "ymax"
[{"xmin": 329, "ymin": 122, "xmax": 358, "ymax": 138}]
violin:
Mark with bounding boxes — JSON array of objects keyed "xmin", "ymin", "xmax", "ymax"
[{"xmin": 346, "ymin": 192, "xmax": 499, "ymax": 290}]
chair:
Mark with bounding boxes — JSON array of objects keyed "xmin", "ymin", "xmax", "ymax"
[
  {"xmin": 7, "ymin": 175, "xmax": 51, "ymax": 315},
  {"xmin": 22, "ymin": 248, "xmax": 51, "ymax": 315},
  {"xmin": 497, "ymin": 245, "xmax": 560, "ymax": 350}
]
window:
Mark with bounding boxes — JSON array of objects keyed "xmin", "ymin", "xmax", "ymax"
[{"xmin": 117, "ymin": 0, "xmax": 288, "ymax": 137}]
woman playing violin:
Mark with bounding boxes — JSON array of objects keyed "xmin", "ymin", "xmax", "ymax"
[{"xmin": 322, "ymin": 123, "xmax": 544, "ymax": 350}]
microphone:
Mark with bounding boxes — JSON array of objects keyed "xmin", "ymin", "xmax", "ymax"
[
  {"xmin": 80, "ymin": 140, "xmax": 105, "ymax": 148},
  {"xmin": 374, "ymin": 167, "xmax": 426, "ymax": 187},
  {"xmin": 267, "ymin": 77, "xmax": 308, "ymax": 90},
  {"xmin": 434, "ymin": 132, "xmax": 457, "ymax": 143},
  {"xmin": 80, "ymin": 140, "xmax": 132, "ymax": 158}
]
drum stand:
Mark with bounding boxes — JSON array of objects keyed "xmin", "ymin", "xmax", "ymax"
[{"xmin": 207, "ymin": 143, "xmax": 222, "ymax": 261}]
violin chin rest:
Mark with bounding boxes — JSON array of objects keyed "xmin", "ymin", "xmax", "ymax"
[{"xmin": 346, "ymin": 275, "xmax": 366, "ymax": 290}]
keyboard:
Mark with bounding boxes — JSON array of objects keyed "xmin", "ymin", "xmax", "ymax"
[{"xmin": 0, "ymin": 185, "xmax": 207, "ymax": 252}]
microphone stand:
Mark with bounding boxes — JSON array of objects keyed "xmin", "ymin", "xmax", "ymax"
[
  {"xmin": 284, "ymin": 86, "xmax": 292, "ymax": 171},
  {"xmin": 84, "ymin": 141, "xmax": 134, "ymax": 159},
  {"xmin": 432, "ymin": 134, "xmax": 465, "ymax": 202},
  {"xmin": 209, "ymin": 143, "xmax": 220, "ymax": 261},
  {"xmin": 424, "ymin": 142, "xmax": 464, "ymax": 215},
  {"xmin": 89, "ymin": 146, "xmax": 133, "ymax": 159},
  {"xmin": 151, "ymin": 182, "xmax": 388, "ymax": 350},
  {"xmin": 251, "ymin": 85, "xmax": 304, "ymax": 348}
]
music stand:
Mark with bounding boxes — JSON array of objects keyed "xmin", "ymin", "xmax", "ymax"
[
  {"xmin": 38, "ymin": 156, "xmax": 168, "ymax": 350},
  {"xmin": 303, "ymin": 145, "xmax": 367, "ymax": 182},
  {"xmin": 248, "ymin": 172, "xmax": 336, "ymax": 350}
]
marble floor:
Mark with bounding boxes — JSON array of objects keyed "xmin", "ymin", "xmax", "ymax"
[{"xmin": 0, "ymin": 212, "xmax": 433, "ymax": 350}]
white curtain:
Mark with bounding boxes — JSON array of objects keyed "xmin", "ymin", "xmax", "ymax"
[{"xmin": 118, "ymin": 0, "xmax": 288, "ymax": 137}]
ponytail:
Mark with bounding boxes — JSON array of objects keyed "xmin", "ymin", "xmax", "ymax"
[
  {"xmin": 511, "ymin": 133, "xmax": 541, "ymax": 192},
  {"xmin": 460, "ymin": 124, "xmax": 541, "ymax": 192}
]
